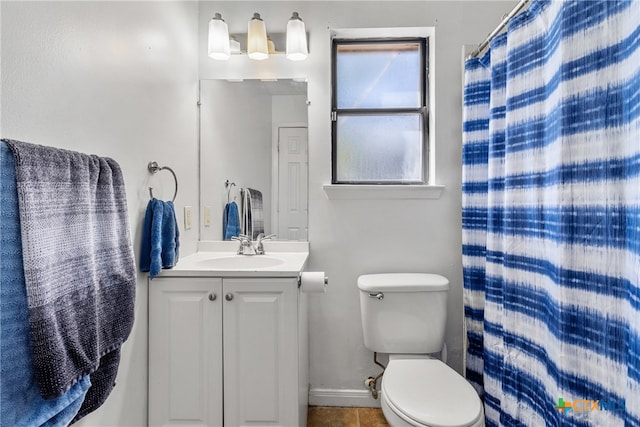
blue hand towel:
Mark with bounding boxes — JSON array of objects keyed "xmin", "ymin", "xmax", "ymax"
[
  {"xmin": 223, "ymin": 201, "xmax": 241, "ymax": 240},
  {"xmin": 140, "ymin": 199, "xmax": 180, "ymax": 278},
  {"xmin": 0, "ymin": 142, "xmax": 90, "ymax": 427},
  {"xmin": 140, "ymin": 199, "xmax": 164, "ymax": 277},
  {"xmin": 161, "ymin": 201, "xmax": 179, "ymax": 268}
]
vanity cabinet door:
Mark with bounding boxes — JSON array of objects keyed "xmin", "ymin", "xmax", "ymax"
[
  {"xmin": 149, "ymin": 277, "xmax": 223, "ymax": 427},
  {"xmin": 222, "ymin": 278, "xmax": 298, "ymax": 427}
]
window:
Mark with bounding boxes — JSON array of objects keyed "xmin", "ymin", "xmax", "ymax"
[{"xmin": 331, "ymin": 35, "xmax": 429, "ymax": 184}]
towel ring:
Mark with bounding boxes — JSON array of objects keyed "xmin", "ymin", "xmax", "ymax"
[
  {"xmin": 225, "ymin": 179, "xmax": 236, "ymax": 203},
  {"xmin": 148, "ymin": 161, "xmax": 178, "ymax": 202}
]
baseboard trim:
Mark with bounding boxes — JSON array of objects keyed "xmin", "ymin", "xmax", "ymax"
[{"xmin": 308, "ymin": 388, "xmax": 381, "ymax": 408}]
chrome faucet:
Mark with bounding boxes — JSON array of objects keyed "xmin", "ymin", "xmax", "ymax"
[
  {"xmin": 231, "ymin": 234, "xmax": 257, "ymax": 255},
  {"xmin": 255, "ymin": 233, "xmax": 276, "ymax": 255}
]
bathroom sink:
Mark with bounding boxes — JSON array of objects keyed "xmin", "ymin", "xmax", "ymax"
[
  {"xmin": 160, "ymin": 243, "xmax": 309, "ymax": 277},
  {"xmin": 195, "ymin": 255, "xmax": 285, "ymax": 270}
]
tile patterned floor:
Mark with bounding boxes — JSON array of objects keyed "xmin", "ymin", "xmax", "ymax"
[{"xmin": 307, "ymin": 406, "xmax": 389, "ymax": 427}]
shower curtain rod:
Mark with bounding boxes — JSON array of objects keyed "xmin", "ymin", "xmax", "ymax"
[{"xmin": 467, "ymin": 0, "xmax": 531, "ymax": 59}]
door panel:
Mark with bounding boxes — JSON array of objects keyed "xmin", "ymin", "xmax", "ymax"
[
  {"xmin": 222, "ymin": 278, "xmax": 297, "ymax": 426},
  {"xmin": 149, "ymin": 278, "xmax": 223, "ymax": 427},
  {"xmin": 278, "ymin": 127, "xmax": 308, "ymax": 240}
]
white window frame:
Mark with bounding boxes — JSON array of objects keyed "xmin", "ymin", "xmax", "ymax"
[{"xmin": 324, "ymin": 27, "xmax": 442, "ymax": 200}]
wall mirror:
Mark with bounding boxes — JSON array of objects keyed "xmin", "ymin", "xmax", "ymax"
[{"xmin": 199, "ymin": 79, "xmax": 308, "ymax": 242}]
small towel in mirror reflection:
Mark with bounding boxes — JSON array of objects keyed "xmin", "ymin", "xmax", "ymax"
[{"xmin": 223, "ymin": 201, "xmax": 241, "ymax": 240}]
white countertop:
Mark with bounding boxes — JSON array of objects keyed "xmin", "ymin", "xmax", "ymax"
[{"xmin": 156, "ymin": 241, "xmax": 309, "ymax": 278}]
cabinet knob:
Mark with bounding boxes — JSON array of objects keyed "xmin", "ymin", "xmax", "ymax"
[
  {"xmin": 225, "ymin": 293, "xmax": 234, "ymax": 301},
  {"xmin": 208, "ymin": 293, "xmax": 217, "ymax": 301}
]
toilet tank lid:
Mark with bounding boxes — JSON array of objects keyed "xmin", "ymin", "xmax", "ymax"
[{"xmin": 357, "ymin": 273, "xmax": 449, "ymax": 292}]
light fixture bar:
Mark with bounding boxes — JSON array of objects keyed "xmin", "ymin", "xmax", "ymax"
[{"xmin": 207, "ymin": 12, "xmax": 309, "ymax": 61}]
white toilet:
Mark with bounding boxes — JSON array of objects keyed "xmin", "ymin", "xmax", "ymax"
[{"xmin": 358, "ymin": 273, "xmax": 485, "ymax": 427}]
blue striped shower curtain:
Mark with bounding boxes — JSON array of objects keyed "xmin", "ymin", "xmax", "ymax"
[{"xmin": 462, "ymin": 1, "xmax": 640, "ymax": 426}]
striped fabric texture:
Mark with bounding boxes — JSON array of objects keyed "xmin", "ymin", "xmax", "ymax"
[
  {"xmin": 462, "ymin": 1, "xmax": 640, "ymax": 426},
  {"xmin": 2, "ymin": 139, "xmax": 136, "ymax": 408}
]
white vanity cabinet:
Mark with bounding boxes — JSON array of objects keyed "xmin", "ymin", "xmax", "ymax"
[{"xmin": 148, "ymin": 276, "xmax": 306, "ymax": 427}]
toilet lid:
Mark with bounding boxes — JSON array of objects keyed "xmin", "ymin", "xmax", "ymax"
[{"xmin": 382, "ymin": 359, "xmax": 482, "ymax": 427}]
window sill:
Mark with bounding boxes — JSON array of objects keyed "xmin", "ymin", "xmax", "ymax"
[{"xmin": 322, "ymin": 184, "xmax": 444, "ymax": 200}]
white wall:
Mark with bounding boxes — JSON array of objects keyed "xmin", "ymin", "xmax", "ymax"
[
  {"xmin": 273, "ymin": 94, "xmax": 308, "ymax": 124},
  {"xmin": 1, "ymin": 1, "xmax": 199, "ymax": 425},
  {"xmin": 198, "ymin": 0, "xmax": 514, "ymax": 406}
]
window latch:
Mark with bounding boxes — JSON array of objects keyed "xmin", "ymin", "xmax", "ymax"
[{"xmin": 331, "ymin": 111, "xmax": 337, "ymax": 121}]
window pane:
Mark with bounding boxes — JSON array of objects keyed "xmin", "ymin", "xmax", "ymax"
[
  {"xmin": 336, "ymin": 42, "xmax": 421, "ymax": 109},
  {"xmin": 336, "ymin": 114, "xmax": 423, "ymax": 182}
]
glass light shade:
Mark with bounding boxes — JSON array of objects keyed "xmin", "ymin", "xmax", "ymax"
[
  {"xmin": 208, "ymin": 13, "xmax": 230, "ymax": 60},
  {"xmin": 247, "ymin": 13, "xmax": 268, "ymax": 60},
  {"xmin": 286, "ymin": 12, "xmax": 308, "ymax": 61}
]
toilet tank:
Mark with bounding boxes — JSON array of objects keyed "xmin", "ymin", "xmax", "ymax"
[{"xmin": 358, "ymin": 273, "xmax": 449, "ymax": 354}]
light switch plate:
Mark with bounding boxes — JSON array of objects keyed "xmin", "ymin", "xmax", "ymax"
[
  {"xmin": 204, "ymin": 206, "xmax": 211, "ymax": 227},
  {"xmin": 184, "ymin": 206, "xmax": 192, "ymax": 230}
]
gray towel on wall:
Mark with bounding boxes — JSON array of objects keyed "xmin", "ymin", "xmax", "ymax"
[
  {"xmin": 2, "ymin": 140, "xmax": 136, "ymax": 409},
  {"xmin": 241, "ymin": 188, "xmax": 251, "ymax": 238},
  {"xmin": 246, "ymin": 188, "xmax": 264, "ymax": 239}
]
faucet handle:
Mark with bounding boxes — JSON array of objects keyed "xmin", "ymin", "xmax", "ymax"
[
  {"xmin": 231, "ymin": 234, "xmax": 252, "ymax": 254},
  {"xmin": 255, "ymin": 234, "xmax": 276, "ymax": 255},
  {"xmin": 257, "ymin": 233, "xmax": 276, "ymax": 242}
]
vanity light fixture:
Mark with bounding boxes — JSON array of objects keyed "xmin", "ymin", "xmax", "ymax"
[
  {"xmin": 207, "ymin": 11, "xmax": 309, "ymax": 61},
  {"xmin": 286, "ymin": 12, "xmax": 308, "ymax": 61},
  {"xmin": 247, "ymin": 13, "xmax": 269, "ymax": 60},
  {"xmin": 208, "ymin": 13, "xmax": 231, "ymax": 60}
]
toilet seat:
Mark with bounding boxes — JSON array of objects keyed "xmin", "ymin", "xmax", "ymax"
[{"xmin": 381, "ymin": 358, "xmax": 483, "ymax": 427}]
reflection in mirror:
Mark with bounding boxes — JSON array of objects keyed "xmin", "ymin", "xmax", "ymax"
[{"xmin": 199, "ymin": 79, "xmax": 308, "ymax": 242}]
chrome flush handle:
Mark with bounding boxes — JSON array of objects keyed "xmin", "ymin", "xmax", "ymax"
[{"xmin": 369, "ymin": 292, "xmax": 384, "ymax": 300}]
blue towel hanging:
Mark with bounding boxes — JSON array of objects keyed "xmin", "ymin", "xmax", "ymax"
[
  {"xmin": 0, "ymin": 142, "xmax": 90, "ymax": 426},
  {"xmin": 140, "ymin": 198, "xmax": 180, "ymax": 278},
  {"xmin": 162, "ymin": 201, "xmax": 180, "ymax": 267},
  {"xmin": 223, "ymin": 201, "xmax": 241, "ymax": 240}
]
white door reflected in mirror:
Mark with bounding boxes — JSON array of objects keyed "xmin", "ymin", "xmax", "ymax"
[{"xmin": 276, "ymin": 126, "xmax": 308, "ymax": 241}]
